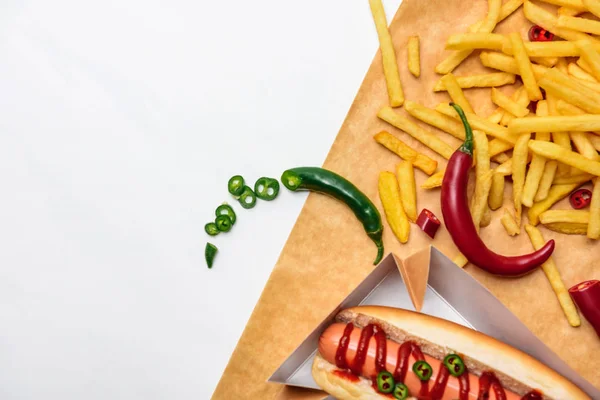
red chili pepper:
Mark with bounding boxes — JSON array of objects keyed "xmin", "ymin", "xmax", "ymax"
[
  {"xmin": 528, "ymin": 25, "xmax": 554, "ymax": 42},
  {"xmin": 569, "ymin": 188, "xmax": 592, "ymax": 209},
  {"xmin": 416, "ymin": 209, "xmax": 441, "ymax": 239},
  {"xmin": 569, "ymin": 280, "xmax": 600, "ymax": 337},
  {"xmin": 441, "ymin": 103, "xmax": 555, "ymax": 277}
]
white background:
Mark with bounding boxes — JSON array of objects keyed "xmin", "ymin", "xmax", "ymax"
[{"xmin": 0, "ymin": 1, "xmax": 401, "ymax": 398}]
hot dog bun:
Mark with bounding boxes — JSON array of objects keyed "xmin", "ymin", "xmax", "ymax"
[{"xmin": 311, "ymin": 306, "xmax": 589, "ymax": 400}]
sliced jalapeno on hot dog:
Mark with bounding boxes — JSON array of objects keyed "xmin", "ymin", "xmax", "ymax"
[
  {"xmin": 228, "ymin": 175, "xmax": 245, "ymax": 197},
  {"xmin": 444, "ymin": 354, "xmax": 466, "ymax": 377},
  {"xmin": 393, "ymin": 382, "xmax": 409, "ymax": 399},
  {"xmin": 215, "ymin": 215, "xmax": 233, "ymax": 232},
  {"xmin": 216, "ymin": 203, "xmax": 236, "ymax": 225},
  {"xmin": 376, "ymin": 371, "xmax": 395, "ymax": 394},
  {"xmin": 238, "ymin": 186, "xmax": 257, "ymax": 209},
  {"xmin": 254, "ymin": 177, "xmax": 280, "ymax": 201},
  {"xmin": 413, "ymin": 360, "xmax": 433, "ymax": 381}
]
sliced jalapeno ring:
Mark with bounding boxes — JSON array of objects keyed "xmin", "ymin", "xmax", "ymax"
[
  {"xmin": 376, "ymin": 371, "xmax": 395, "ymax": 394},
  {"xmin": 238, "ymin": 186, "xmax": 257, "ymax": 209},
  {"xmin": 215, "ymin": 215, "xmax": 233, "ymax": 232},
  {"xmin": 228, "ymin": 175, "xmax": 245, "ymax": 197},
  {"xmin": 412, "ymin": 360, "xmax": 433, "ymax": 381},
  {"xmin": 443, "ymin": 354, "xmax": 466, "ymax": 377},
  {"xmin": 254, "ymin": 177, "xmax": 280, "ymax": 201},
  {"xmin": 205, "ymin": 222, "xmax": 220, "ymax": 236},
  {"xmin": 205, "ymin": 242, "xmax": 218, "ymax": 269},
  {"xmin": 393, "ymin": 382, "xmax": 409, "ymax": 399},
  {"xmin": 215, "ymin": 204, "xmax": 236, "ymax": 225}
]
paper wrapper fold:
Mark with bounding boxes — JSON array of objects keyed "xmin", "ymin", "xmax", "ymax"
[{"xmin": 212, "ymin": 1, "xmax": 600, "ymax": 398}]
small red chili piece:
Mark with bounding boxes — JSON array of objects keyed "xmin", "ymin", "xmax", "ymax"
[
  {"xmin": 528, "ymin": 25, "xmax": 554, "ymax": 42},
  {"xmin": 416, "ymin": 209, "xmax": 441, "ymax": 239},
  {"xmin": 569, "ymin": 280, "xmax": 600, "ymax": 337},
  {"xmin": 570, "ymin": 188, "xmax": 592, "ymax": 209}
]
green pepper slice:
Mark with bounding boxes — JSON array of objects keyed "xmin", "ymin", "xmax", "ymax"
[
  {"xmin": 215, "ymin": 215, "xmax": 233, "ymax": 232},
  {"xmin": 228, "ymin": 175, "xmax": 245, "ymax": 197},
  {"xmin": 443, "ymin": 354, "xmax": 466, "ymax": 377},
  {"xmin": 413, "ymin": 360, "xmax": 433, "ymax": 381},
  {"xmin": 205, "ymin": 222, "xmax": 220, "ymax": 236},
  {"xmin": 376, "ymin": 371, "xmax": 395, "ymax": 394},
  {"xmin": 254, "ymin": 177, "xmax": 280, "ymax": 201},
  {"xmin": 205, "ymin": 242, "xmax": 218, "ymax": 269},
  {"xmin": 216, "ymin": 204, "xmax": 236, "ymax": 225},
  {"xmin": 393, "ymin": 382, "xmax": 409, "ymax": 399},
  {"xmin": 238, "ymin": 186, "xmax": 257, "ymax": 209}
]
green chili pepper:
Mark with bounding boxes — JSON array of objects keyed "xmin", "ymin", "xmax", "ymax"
[
  {"xmin": 228, "ymin": 175, "xmax": 245, "ymax": 197},
  {"xmin": 254, "ymin": 177, "xmax": 280, "ymax": 201},
  {"xmin": 281, "ymin": 167, "xmax": 384, "ymax": 265},
  {"xmin": 413, "ymin": 360, "xmax": 433, "ymax": 381},
  {"xmin": 443, "ymin": 354, "xmax": 466, "ymax": 377},
  {"xmin": 216, "ymin": 204, "xmax": 236, "ymax": 225},
  {"xmin": 215, "ymin": 215, "xmax": 233, "ymax": 232},
  {"xmin": 393, "ymin": 382, "xmax": 409, "ymax": 399},
  {"xmin": 205, "ymin": 222, "xmax": 220, "ymax": 236},
  {"xmin": 205, "ymin": 242, "xmax": 218, "ymax": 268},
  {"xmin": 376, "ymin": 371, "xmax": 395, "ymax": 394},
  {"xmin": 238, "ymin": 186, "xmax": 257, "ymax": 209}
]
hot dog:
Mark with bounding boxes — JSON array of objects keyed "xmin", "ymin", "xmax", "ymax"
[{"xmin": 311, "ymin": 306, "xmax": 589, "ymax": 400}]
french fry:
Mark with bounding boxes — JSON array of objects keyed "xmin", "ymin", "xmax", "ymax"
[
  {"xmin": 546, "ymin": 94, "xmax": 574, "ymax": 178},
  {"xmin": 538, "ymin": 77, "xmax": 600, "ymax": 114},
  {"xmin": 441, "ymin": 73, "xmax": 474, "ymax": 114},
  {"xmin": 558, "ymin": 6, "xmax": 582, "ymax": 16},
  {"xmin": 522, "ymin": 101, "xmax": 550, "ymax": 207},
  {"xmin": 524, "ymin": 224, "xmax": 581, "ymax": 327},
  {"xmin": 501, "ymin": 208, "xmax": 520, "ymax": 236},
  {"xmin": 568, "ymin": 62, "xmax": 599, "ymax": 82},
  {"xmin": 583, "ymin": 0, "xmax": 600, "ymax": 19},
  {"xmin": 453, "ymin": 253, "xmax": 469, "ymax": 268},
  {"xmin": 374, "ymin": 131, "xmax": 438, "ymax": 175},
  {"xmin": 513, "ymin": 134, "xmax": 530, "ymax": 227},
  {"xmin": 396, "ymin": 161, "xmax": 417, "ymax": 223},
  {"xmin": 509, "ymin": 114, "xmax": 600, "ymax": 133},
  {"xmin": 589, "ymin": 178, "xmax": 600, "ymax": 239},
  {"xmin": 553, "ymin": 173, "xmax": 594, "ymax": 184},
  {"xmin": 555, "ymin": 99, "xmax": 587, "ymax": 116},
  {"xmin": 578, "ymin": 57, "xmax": 593, "ymax": 73},
  {"xmin": 369, "ymin": 0, "xmax": 404, "ymax": 107},
  {"xmin": 509, "ymin": 32, "xmax": 543, "ymax": 101},
  {"xmin": 489, "ymin": 172, "xmax": 505, "ymax": 210},
  {"xmin": 500, "ymin": 87, "xmax": 529, "ymax": 126},
  {"xmin": 531, "ymin": 56, "xmax": 559, "ymax": 68},
  {"xmin": 535, "ymin": 161, "xmax": 559, "ymax": 202},
  {"xmin": 435, "ymin": 0, "xmax": 502, "ymax": 74},
  {"xmin": 529, "ymin": 140, "xmax": 600, "ymax": 176},
  {"xmin": 493, "ymin": 152, "xmax": 510, "ymax": 164},
  {"xmin": 487, "ymin": 108, "xmax": 505, "ymax": 124},
  {"xmin": 404, "ymin": 101, "xmax": 465, "ymax": 140},
  {"xmin": 528, "ymin": 183, "xmax": 581, "ymax": 225},
  {"xmin": 481, "ymin": 207, "xmax": 492, "ymax": 227},
  {"xmin": 558, "ymin": 15, "xmax": 600, "ymax": 35},
  {"xmin": 537, "ymin": 0, "xmax": 586, "ymax": 9},
  {"xmin": 446, "ymin": 33, "xmax": 507, "ymax": 51},
  {"xmin": 436, "ymin": 103, "xmax": 517, "ymax": 144},
  {"xmin": 379, "ymin": 171, "xmax": 410, "ymax": 243},
  {"xmin": 570, "ymin": 131, "xmax": 600, "ymax": 161},
  {"xmin": 495, "ymin": 158, "xmax": 513, "ymax": 176},
  {"xmin": 540, "ymin": 210, "xmax": 590, "ymax": 235},
  {"xmin": 471, "ymin": 131, "xmax": 493, "ymax": 230},
  {"xmin": 489, "ymin": 138, "xmax": 514, "ymax": 157},
  {"xmin": 433, "ymin": 72, "xmax": 515, "ymax": 92},
  {"xmin": 421, "ymin": 170, "xmax": 445, "ymax": 189},
  {"xmin": 471, "ymin": 0, "xmax": 523, "ymax": 31},
  {"xmin": 491, "ymin": 87, "xmax": 529, "ymax": 118},
  {"xmin": 480, "ymin": 51, "xmax": 548, "ymax": 79},
  {"xmin": 589, "ymin": 133, "xmax": 600, "ymax": 152},
  {"xmin": 378, "ymin": 107, "xmax": 455, "ymax": 159},
  {"xmin": 503, "ymin": 41, "xmax": 586, "ymax": 58},
  {"xmin": 573, "ymin": 78, "xmax": 600, "ymax": 92},
  {"xmin": 407, "ymin": 36, "xmax": 421, "ymax": 78},
  {"xmin": 576, "ymin": 39, "xmax": 600, "ymax": 82},
  {"xmin": 544, "ymin": 68, "xmax": 600, "ymax": 106}
]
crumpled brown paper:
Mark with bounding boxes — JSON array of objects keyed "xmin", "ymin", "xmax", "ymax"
[{"xmin": 212, "ymin": 1, "xmax": 600, "ymax": 398}]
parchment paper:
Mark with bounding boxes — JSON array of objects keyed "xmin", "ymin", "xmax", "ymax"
[{"xmin": 212, "ymin": 1, "xmax": 600, "ymax": 398}]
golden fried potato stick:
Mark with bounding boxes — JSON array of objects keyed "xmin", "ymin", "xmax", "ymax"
[
  {"xmin": 535, "ymin": 161, "xmax": 559, "ymax": 202},
  {"xmin": 558, "ymin": 15, "xmax": 600, "ymax": 35},
  {"xmin": 487, "ymin": 108, "xmax": 505, "ymax": 124},
  {"xmin": 440, "ymin": 73, "xmax": 475, "ymax": 114},
  {"xmin": 546, "ymin": 94, "xmax": 574, "ymax": 178},
  {"xmin": 522, "ymin": 101, "xmax": 550, "ymax": 207},
  {"xmin": 500, "ymin": 87, "xmax": 530, "ymax": 126},
  {"xmin": 583, "ymin": 0, "xmax": 600, "ymax": 18},
  {"xmin": 553, "ymin": 173, "xmax": 594, "ymax": 184},
  {"xmin": 408, "ymin": 36, "xmax": 420, "ymax": 78},
  {"xmin": 491, "ymin": 87, "xmax": 530, "ymax": 118},
  {"xmin": 471, "ymin": 0, "xmax": 524, "ymax": 31},
  {"xmin": 568, "ymin": 62, "xmax": 598, "ymax": 82},
  {"xmin": 509, "ymin": 114, "xmax": 600, "ymax": 134},
  {"xmin": 501, "ymin": 208, "xmax": 520, "ymax": 236},
  {"xmin": 489, "ymin": 138, "xmax": 514, "ymax": 157},
  {"xmin": 481, "ymin": 207, "xmax": 492, "ymax": 227},
  {"xmin": 576, "ymin": 40, "xmax": 600, "ymax": 82},
  {"xmin": 539, "ymin": 77, "xmax": 600, "ymax": 114},
  {"xmin": 435, "ymin": 0, "xmax": 502, "ymax": 74},
  {"xmin": 421, "ymin": 169, "xmax": 445, "ymax": 189},
  {"xmin": 404, "ymin": 101, "xmax": 465, "ymax": 140},
  {"xmin": 369, "ymin": 0, "xmax": 404, "ymax": 107},
  {"xmin": 529, "ymin": 141, "xmax": 600, "ymax": 176},
  {"xmin": 528, "ymin": 183, "xmax": 581, "ymax": 226},
  {"xmin": 571, "ymin": 132, "xmax": 600, "ymax": 161},
  {"xmin": 589, "ymin": 178, "xmax": 600, "ymax": 239},
  {"xmin": 446, "ymin": 33, "xmax": 507, "ymax": 51},
  {"xmin": 374, "ymin": 131, "xmax": 438, "ymax": 175},
  {"xmin": 433, "ymin": 72, "xmax": 515, "ymax": 92},
  {"xmin": 558, "ymin": 6, "xmax": 582, "ymax": 16},
  {"xmin": 378, "ymin": 107, "xmax": 454, "ymax": 159},
  {"xmin": 546, "ymin": 61, "xmax": 600, "ymax": 103},
  {"xmin": 537, "ymin": 0, "xmax": 586, "ymax": 9},
  {"xmin": 509, "ymin": 33, "xmax": 543, "ymax": 101},
  {"xmin": 531, "ymin": 56, "xmax": 559, "ymax": 68},
  {"xmin": 524, "ymin": 224, "xmax": 581, "ymax": 327},
  {"xmin": 503, "ymin": 41, "xmax": 592, "ymax": 58},
  {"xmin": 396, "ymin": 161, "xmax": 417, "ymax": 223},
  {"xmin": 540, "ymin": 210, "xmax": 590, "ymax": 235},
  {"xmin": 512, "ymin": 134, "xmax": 530, "ymax": 227},
  {"xmin": 489, "ymin": 172, "xmax": 505, "ymax": 210},
  {"xmin": 471, "ymin": 131, "xmax": 493, "ymax": 230},
  {"xmin": 379, "ymin": 171, "xmax": 410, "ymax": 243},
  {"xmin": 578, "ymin": 57, "xmax": 593, "ymax": 73},
  {"xmin": 480, "ymin": 51, "xmax": 548, "ymax": 79},
  {"xmin": 589, "ymin": 133, "xmax": 600, "ymax": 152},
  {"xmin": 453, "ymin": 253, "xmax": 469, "ymax": 268},
  {"xmin": 495, "ymin": 158, "xmax": 513, "ymax": 176},
  {"xmin": 493, "ymin": 152, "xmax": 510, "ymax": 164}
]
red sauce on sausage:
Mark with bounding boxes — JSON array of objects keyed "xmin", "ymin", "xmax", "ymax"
[{"xmin": 333, "ymin": 322, "xmax": 545, "ymax": 400}]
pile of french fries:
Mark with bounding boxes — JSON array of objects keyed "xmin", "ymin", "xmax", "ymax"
[{"xmin": 369, "ymin": 0, "xmax": 600, "ymax": 328}]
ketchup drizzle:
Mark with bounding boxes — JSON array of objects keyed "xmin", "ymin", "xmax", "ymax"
[{"xmin": 334, "ymin": 323, "xmax": 544, "ymax": 400}]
